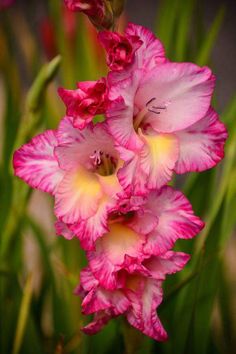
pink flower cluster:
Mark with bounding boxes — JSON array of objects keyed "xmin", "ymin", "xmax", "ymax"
[{"xmin": 13, "ymin": 23, "xmax": 227, "ymax": 341}]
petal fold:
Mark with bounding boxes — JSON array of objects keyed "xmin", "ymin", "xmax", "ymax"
[{"xmin": 13, "ymin": 130, "xmax": 63, "ymax": 195}]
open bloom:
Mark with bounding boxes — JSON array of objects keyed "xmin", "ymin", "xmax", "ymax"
[
  {"xmin": 77, "ymin": 251, "xmax": 190, "ymax": 341},
  {"xmin": 99, "ymin": 22, "xmax": 166, "ymax": 72},
  {"xmin": 13, "ymin": 117, "xmax": 124, "ymax": 250},
  {"xmin": 86, "ymin": 186, "xmax": 204, "ymax": 290},
  {"xmin": 58, "ymin": 78, "xmax": 107, "ymax": 129},
  {"xmin": 107, "ymin": 62, "xmax": 227, "ymax": 193}
]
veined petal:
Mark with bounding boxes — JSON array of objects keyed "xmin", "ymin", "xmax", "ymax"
[
  {"xmin": 55, "ymin": 220, "xmax": 74, "ymax": 240},
  {"xmin": 13, "ymin": 130, "xmax": 64, "ymax": 195},
  {"xmin": 139, "ymin": 132, "xmax": 179, "ymax": 189},
  {"xmin": 175, "ymin": 108, "xmax": 228, "ymax": 173},
  {"xmin": 107, "ymin": 70, "xmax": 144, "ymax": 151},
  {"xmin": 143, "ymin": 251, "xmax": 190, "ymax": 280},
  {"xmin": 126, "ymin": 277, "xmax": 168, "ymax": 341},
  {"xmin": 81, "ymin": 312, "xmax": 113, "ymax": 334},
  {"xmin": 88, "ymin": 223, "xmax": 146, "ymax": 289},
  {"xmin": 70, "ymin": 197, "xmax": 111, "ymax": 251},
  {"xmin": 144, "ymin": 186, "xmax": 204, "ymax": 256},
  {"xmin": 125, "ymin": 22, "xmax": 166, "ymax": 70},
  {"xmin": 78, "ymin": 267, "xmax": 130, "ymax": 334},
  {"xmin": 54, "ymin": 167, "xmax": 103, "ymax": 223},
  {"xmin": 117, "ymin": 152, "xmax": 147, "ymax": 196},
  {"xmin": 135, "ymin": 62, "xmax": 215, "ymax": 133},
  {"xmin": 127, "ymin": 210, "xmax": 159, "ymax": 235}
]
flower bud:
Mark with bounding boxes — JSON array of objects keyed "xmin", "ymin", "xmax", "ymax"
[
  {"xmin": 64, "ymin": 0, "xmax": 114, "ymax": 30},
  {"xmin": 109, "ymin": 0, "xmax": 126, "ymax": 17}
]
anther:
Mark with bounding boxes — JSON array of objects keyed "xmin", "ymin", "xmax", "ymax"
[
  {"xmin": 90, "ymin": 150, "xmax": 102, "ymax": 165},
  {"xmin": 145, "ymin": 97, "xmax": 167, "ymax": 114},
  {"xmin": 146, "ymin": 97, "xmax": 156, "ymax": 107}
]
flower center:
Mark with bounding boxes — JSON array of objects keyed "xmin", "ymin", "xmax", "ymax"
[
  {"xmin": 90, "ymin": 149, "xmax": 117, "ymax": 176},
  {"xmin": 133, "ymin": 97, "xmax": 167, "ymax": 131},
  {"xmin": 108, "ymin": 210, "xmax": 135, "ymax": 225}
]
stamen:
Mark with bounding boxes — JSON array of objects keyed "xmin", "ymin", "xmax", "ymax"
[
  {"xmin": 146, "ymin": 97, "xmax": 156, "ymax": 106},
  {"xmin": 134, "ymin": 97, "xmax": 168, "ymax": 130},
  {"xmin": 147, "ymin": 98, "xmax": 167, "ymax": 115},
  {"xmin": 90, "ymin": 150, "xmax": 102, "ymax": 165}
]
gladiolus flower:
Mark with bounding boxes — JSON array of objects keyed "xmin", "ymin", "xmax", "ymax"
[
  {"xmin": 13, "ymin": 118, "xmax": 124, "ymax": 250},
  {"xmin": 77, "ymin": 250, "xmax": 190, "ymax": 341},
  {"xmin": 86, "ymin": 186, "xmax": 203, "ymax": 289},
  {"xmin": 58, "ymin": 78, "xmax": 107, "ymax": 129},
  {"xmin": 12, "ymin": 18, "xmax": 228, "ymax": 343},
  {"xmin": 107, "ymin": 63, "xmax": 227, "ymax": 193}
]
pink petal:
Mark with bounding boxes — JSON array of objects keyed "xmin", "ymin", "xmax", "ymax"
[
  {"xmin": 78, "ymin": 267, "xmax": 130, "ymax": 334},
  {"xmin": 88, "ymin": 223, "xmax": 146, "ymax": 289},
  {"xmin": 70, "ymin": 198, "xmax": 111, "ymax": 251},
  {"xmin": 77, "ymin": 266, "xmax": 99, "ymax": 294},
  {"xmin": 127, "ymin": 210, "xmax": 159, "ymax": 235},
  {"xmin": 98, "ymin": 30, "xmax": 142, "ymax": 71},
  {"xmin": 139, "ymin": 132, "xmax": 179, "ymax": 189},
  {"xmin": 144, "ymin": 186, "xmax": 204, "ymax": 255},
  {"xmin": 58, "ymin": 78, "xmax": 107, "ymax": 128},
  {"xmin": 81, "ymin": 312, "xmax": 113, "ymax": 334},
  {"xmin": 125, "ymin": 22, "xmax": 166, "ymax": 70},
  {"xmin": 126, "ymin": 277, "xmax": 168, "ymax": 341},
  {"xmin": 175, "ymin": 108, "xmax": 228, "ymax": 173},
  {"xmin": 144, "ymin": 251, "xmax": 190, "ymax": 280},
  {"xmin": 13, "ymin": 130, "xmax": 64, "ymax": 195},
  {"xmin": 135, "ymin": 62, "xmax": 215, "ymax": 133},
  {"xmin": 117, "ymin": 150, "xmax": 147, "ymax": 196},
  {"xmin": 107, "ymin": 70, "xmax": 144, "ymax": 151},
  {"xmin": 54, "ymin": 167, "xmax": 103, "ymax": 223},
  {"xmin": 55, "ymin": 220, "xmax": 74, "ymax": 240}
]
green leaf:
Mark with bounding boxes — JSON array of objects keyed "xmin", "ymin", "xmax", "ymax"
[
  {"xmin": 12, "ymin": 274, "xmax": 33, "ymax": 354},
  {"xmin": 196, "ymin": 6, "xmax": 225, "ymax": 66},
  {"xmin": 174, "ymin": 0, "xmax": 196, "ymax": 61}
]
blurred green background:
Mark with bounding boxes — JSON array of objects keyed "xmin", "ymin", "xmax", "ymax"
[{"xmin": 0, "ymin": 0, "xmax": 236, "ymax": 353}]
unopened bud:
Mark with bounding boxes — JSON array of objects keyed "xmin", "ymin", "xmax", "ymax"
[
  {"xmin": 109, "ymin": 0, "xmax": 126, "ymax": 17},
  {"xmin": 64, "ymin": 0, "xmax": 114, "ymax": 30}
]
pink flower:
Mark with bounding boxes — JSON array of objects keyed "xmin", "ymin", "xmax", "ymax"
[
  {"xmin": 99, "ymin": 23, "xmax": 166, "ymax": 72},
  {"xmin": 77, "ymin": 250, "xmax": 190, "ymax": 341},
  {"xmin": 13, "ymin": 118, "xmax": 123, "ymax": 250},
  {"xmin": 107, "ymin": 62, "xmax": 227, "ymax": 193},
  {"xmin": 58, "ymin": 78, "xmax": 107, "ymax": 129},
  {"xmin": 86, "ymin": 186, "xmax": 203, "ymax": 290}
]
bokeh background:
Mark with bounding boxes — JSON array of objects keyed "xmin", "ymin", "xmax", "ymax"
[{"xmin": 0, "ymin": 1, "xmax": 236, "ymax": 354}]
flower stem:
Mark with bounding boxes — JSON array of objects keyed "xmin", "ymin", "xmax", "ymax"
[{"xmin": 122, "ymin": 319, "xmax": 144, "ymax": 354}]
